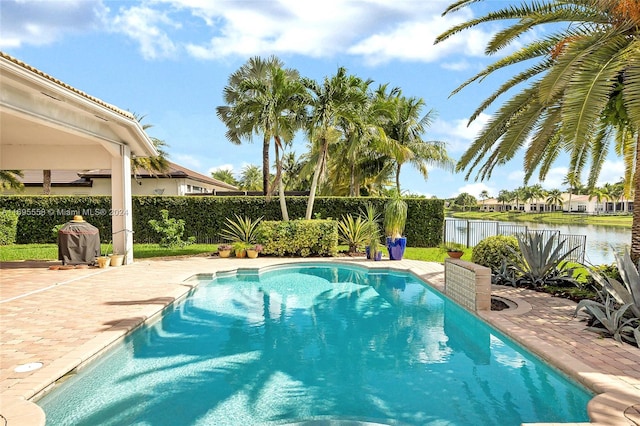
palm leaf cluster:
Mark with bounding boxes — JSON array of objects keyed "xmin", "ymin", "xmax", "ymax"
[
  {"xmin": 216, "ymin": 57, "xmax": 454, "ymax": 220},
  {"xmin": 436, "ymin": 0, "xmax": 640, "ymax": 257}
]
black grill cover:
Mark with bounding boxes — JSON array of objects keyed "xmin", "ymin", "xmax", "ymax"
[{"xmin": 57, "ymin": 220, "xmax": 101, "ymax": 265}]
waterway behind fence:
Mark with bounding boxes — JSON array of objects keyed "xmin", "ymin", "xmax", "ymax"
[{"xmin": 444, "ymin": 218, "xmax": 631, "ymax": 266}]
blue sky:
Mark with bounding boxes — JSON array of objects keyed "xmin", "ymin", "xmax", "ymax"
[{"xmin": 0, "ymin": 0, "xmax": 624, "ymax": 198}]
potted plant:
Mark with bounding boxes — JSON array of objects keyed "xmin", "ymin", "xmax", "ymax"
[
  {"xmin": 440, "ymin": 243, "xmax": 465, "ymax": 259},
  {"xmin": 217, "ymin": 244, "xmax": 232, "ymax": 258},
  {"xmin": 383, "ymin": 193, "xmax": 408, "ymax": 260},
  {"xmin": 219, "ymin": 214, "xmax": 263, "ymax": 258},
  {"xmin": 96, "ymin": 241, "xmax": 111, "ymax": 268},
  {"xmin": 109, "ymin": 249, "xmax": 126, "ymax": 267},
  {"xmin": 232, "ymin": 242, "xmax": 250, "ymax": 258},
  {"xmin": 246, "ymin": 244, "xmax": 263, "ymax": 259}
]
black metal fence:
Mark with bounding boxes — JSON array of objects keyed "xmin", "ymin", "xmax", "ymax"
[{"xmin": 444, "ymin": 219, "xmax": 586, "ymax": 263}]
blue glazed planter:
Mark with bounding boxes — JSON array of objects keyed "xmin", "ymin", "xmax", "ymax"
[{"xmin": 386, "ymin": 237, "xmax": 407, "ymax": 260}]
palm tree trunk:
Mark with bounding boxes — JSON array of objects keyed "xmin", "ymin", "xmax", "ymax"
[
  {"xmin": 631, "ymin": 135, "xmax": 640, "ymax": 262},
  {"xmin": 43, "ymin": 170, "xmax": 51, "ymax": 195},
  {"xmin": 395, "ymin": 164, "xmax": 402, "ymax": 194},
  {"xmin": 350, "ymin": 162, "xmax": 357, "ymax": 197},
  {"xmin": 262, "ymin": 135, "xmax": 270, "ymax": 196},
  {"xmin": 306, "ymin": 140, "xmax": 327, "ymax": 220},
  {"xmin": 274, "ymin": 139, "xmax": 289, "ymax": 221}
]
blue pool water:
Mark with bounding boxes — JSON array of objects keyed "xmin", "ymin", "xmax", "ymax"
[{"xmin": 39, "ymin": 263, "xmax": 592, "ymax": 425}]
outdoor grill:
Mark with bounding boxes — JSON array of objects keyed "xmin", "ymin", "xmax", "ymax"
[{"xmin": 57, "ymin": 216, "xmax": 101, "ymax": 265}]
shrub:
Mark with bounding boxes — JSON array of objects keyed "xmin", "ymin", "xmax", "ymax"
[
  {"xmin": 0, "ymin": 210, "xmax": 19, "ymax": 245},
  {"xmin": 148, "ymin": 209, "xmax": 195, "ymax": 248},
  {"xmin": 258, "ymin": 219, "xmax": 338, "ymax": 257},
  {"xmin": 472, "ymin": 235, "xmax": 520, "ymax": 273}
]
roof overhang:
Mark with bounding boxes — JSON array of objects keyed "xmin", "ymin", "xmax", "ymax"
[{"xmin": 0, "ymin": 52, "xmax": 158, "ymax": 170}]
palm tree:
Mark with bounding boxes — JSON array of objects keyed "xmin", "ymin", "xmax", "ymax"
[
  {"xmin": 217, "ymin": 56, "xmax": 305, "ymax": 202},
  {"xmin": 238, "ymin": 165, "xmax": 263, "ymax": 191},
  {"xmin": 217, "ymin": 56, "xmax": 306, "ymax": 220},
  {"xmin": 302, "ymin": 67, "xmax": 368, "ymax": 219},
  {"xmin": 382, "ymin": 92, "xmax": 454, "ymax": 193},
  {"xmin": 479, "ymin": 190, "xmax": 490, "ymax": 208},
  {"xmin": 528, "ymin": 184, "xmax": 547, "ymax": 212},
  {"xmin": 131, "ymin": 113, "xmax": 170, "ymax": 176},
  {"xmin": 0, "ymin": 170, "xmax": 24, "ymax": 191},
  {"xmin": 496, "ymin": 189, "xmax": 512, "ymax": 211},
  {"xmin": 436, "ymin": 0, "xmax": 640, "ymax": 258},
  {"xmin": 546, "ymin": 189, "xmax": 564, "ymax": 212},
  {"xmin": 211, "ymin": 169, "xmax": 238, "ymax": 187},
  {"xmin": 589, "ymin": 186, "xmax": 607, "ymax": 213}
]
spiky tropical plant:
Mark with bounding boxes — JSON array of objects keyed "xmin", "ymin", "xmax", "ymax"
[
  {"xmin": 507, "ymin": 232, "xmax": 577, "ymax": 288},
  {"xmin": 219, "ymin": 214, "xmax": 263, "ymax": 244},
  {"xmin": 383, "ymin": 192, "xmax": 408, "ymax": 241},
  {"xmin": 576, "ymin": 248, "xmax": 640, "ymax": 346},
  {"xmin": 337, "ymin": 214, "xmax": 369, "ymax": 254}
]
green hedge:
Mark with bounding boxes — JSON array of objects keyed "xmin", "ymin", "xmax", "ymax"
[
  {"xmin": 0, "ymin": 195, "xmax": 444, "ymax": 247},
  {"xmin": 258, "ymin": 219, "xmax": 338, "ymax": 257},
  {"xmin": 0, "ymin": 210, "xmax": 19, "ymax": 245}
]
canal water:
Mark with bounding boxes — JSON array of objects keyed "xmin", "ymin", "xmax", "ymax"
[{"xmin": 445, "ymin": 218, "xmax": 630, "ymax": 266}]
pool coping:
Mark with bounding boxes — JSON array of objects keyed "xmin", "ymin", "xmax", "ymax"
[{"xmin": 1, "ymin": 257, "xmax": 639, "ymax": 425}]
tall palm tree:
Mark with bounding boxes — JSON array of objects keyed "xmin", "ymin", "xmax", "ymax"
[
  {"xmin": 546, "ymin": 189, "xmax": 564, "ymax": 212},
  {"xmin": 0, "ymin": 170, "xmax": 24, "ymax": 191},
  {"xmin": 479, "ymin": 190, "xmax": 490, "ymax": 207},
  {"xmin": 211, "ymin": 169, "xmax": 238, "ymax": 187},
  {"xmin": 382, "ymin": 93, "xmax": 454, "ymax": 193},
  {"xmin": 528, "ymin": 184, "xmax": 547, "ymax": 212},
  {"xmin": 302, "ymin": 67, "xmax": 368, "ymax": 219},
  {"xmin": 238, "ymin": 164, "xmax": 263, "ymax": 191},
  {"xmin": 436, "ymin": 0, "xmax": 640, "ymax": 258},
  {"xmin": 496, "ymin": 189, "xmax": 512, "ymax": 211},
  {"xmin": 589, "ymin": 186, "xmax": 607, "ymax": 213},
  {"xmin": 217, "ymin": 56, "xmax": 306, "ymax": 220}
]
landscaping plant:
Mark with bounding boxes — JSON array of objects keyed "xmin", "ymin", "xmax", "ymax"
[
  {"xmin": 219, "ymin": 214, "xmax": 263, "ymax": 245},
  {"xmin": 337, "ymin": 214, "xmax": 368, "ymax": 254},
  {"xmin": 148, "ymin": 209, "xmax": 196, "ymax": 248},
  {"xmin": 576, "ymin": 249, "xmax": 640, "ymax": 347},
  {"xmin": 505, "ymin": 232, "xmax": 577, "ymax": 288}
]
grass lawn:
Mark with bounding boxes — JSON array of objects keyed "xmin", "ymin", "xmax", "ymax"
[
  {"xmin": 0, "ymin": 243, "xmax": 462, "ymax": 263},
  {"xmin": 449, "ymin": 211, "xmax": 631, "ymax": 228}
]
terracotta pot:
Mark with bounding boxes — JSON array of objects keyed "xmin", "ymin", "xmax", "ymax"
[
  {"xmin": 219, "ymin": 249, "xmax": 231, "ymax": 258},
  {"xmin": 235, "ymin": 249, "xmax": 246, "ymax": 258},
  {"xmin": 447, "ymin": 251, "xmax": 464, "ymax": 259},
  {"xmin": 246, "ymin": 249, "xmax": 259, "ymax": 259}
]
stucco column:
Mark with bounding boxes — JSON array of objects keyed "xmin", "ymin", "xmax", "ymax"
[{"xmin": 111, "ymin": 144, "xmax": 134, "ymax": 264}]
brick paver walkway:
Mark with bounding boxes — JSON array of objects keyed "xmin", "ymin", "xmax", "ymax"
[{"xmin": 0, "ymin": 257, "xmax": 638, "ymax": 425}]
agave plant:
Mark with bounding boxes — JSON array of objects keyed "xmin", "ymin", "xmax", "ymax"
[
  {"xmin": 507, "ymin": 232, "xmax": 577, "ymax": 288},
  {"xmin": 219, "ymin": 214, "xmax": 263, "ymax": 244},
  {"xmin": 337, "ymin": 214, "xmax": 368, "ymax": 254},
  {"xmin": 576, "ymin": 248, "xmax": 640, "ymax": 346}
]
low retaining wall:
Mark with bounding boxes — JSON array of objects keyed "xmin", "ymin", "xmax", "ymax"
[{"xmin": 444, "ymin": 258, "xmax": 491, "ymax": 311}]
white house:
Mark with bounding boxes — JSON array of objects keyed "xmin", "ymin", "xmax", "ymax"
[{"xmin": 478, "ymin": 193, "xmax": 632, "ymax": 214}]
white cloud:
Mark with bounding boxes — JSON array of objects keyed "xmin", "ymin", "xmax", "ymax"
[
  {"xmin": 452, "ymin": 182, "xmax": 495, "ymax": 199},
  {"xmin": 597, "ymin": 160, "xmax": 625, "ymax": 186},
  {"xmin": 0, "ymin": 0, "xmax": 108, "ymax": 48},
  {"xmin": 432, "ymin": 113, "xmax": 490, "ymax": 152},
  {"xmin": 112, "ymin": 6, "xmax": 179, "ymax": 60}
]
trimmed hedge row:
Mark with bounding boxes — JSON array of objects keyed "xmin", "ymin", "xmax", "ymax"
[
  {"xmin": 0, "ymin": 210, "xmax": 19, "ymax": 245},
  {"xmin": 0, "ymin": 195, "xmax": 444, "ymax": 246},
  {"xmin": 258, "ymin": 219, "xmax": 338, "ymax": 257}
]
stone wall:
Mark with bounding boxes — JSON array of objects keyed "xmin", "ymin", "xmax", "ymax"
[{"xmin": 444, "ymin": 259, "xmax": 491, "ymax": 311}]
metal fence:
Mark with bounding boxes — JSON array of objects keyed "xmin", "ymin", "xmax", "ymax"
[{"xmin": 444, "ymin": 219, "xmax": 586, "ymax": 263}]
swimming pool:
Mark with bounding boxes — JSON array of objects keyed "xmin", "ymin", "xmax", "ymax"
[{"xmin": 38, "ymin": 263, "xmax": 592, "ymax": 425}]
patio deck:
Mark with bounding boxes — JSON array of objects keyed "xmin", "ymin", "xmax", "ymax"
[{"xmin": 0, "ymin": 257, "xmax": 638, "ymax": 425}]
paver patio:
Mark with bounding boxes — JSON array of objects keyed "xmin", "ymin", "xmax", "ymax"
[{"xmin": 0, "ymin": 257, "xmax": 638, "ymax": 425}]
